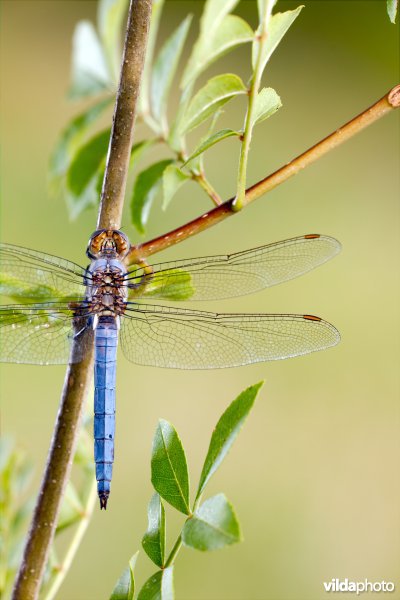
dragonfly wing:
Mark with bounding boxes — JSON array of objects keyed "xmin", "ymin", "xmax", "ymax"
[
  {"xmin": 120, "ymin": 303, "xmax": 340, "ymax": 369},
  {"xmin": 127, "ymin": 235, "xmax": 341, "ymax": 302},
  {"xmin": 0, "ymin": 303, "xmax": 90, "ymax": 364},
  {"xmin": 0, "ymin": 243, "xmax": 86, "ymax": 301}
]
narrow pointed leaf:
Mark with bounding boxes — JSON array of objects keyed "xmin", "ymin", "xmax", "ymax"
[
  {"xmin": 130, "ymin": 160, "xmax": 173, "ymax": 234},
  {"xmin": 180, "ymin": 74, "xmax": 246, "ymax": 133},
  {"xmin": 151, "ymin": 16, "xmax": 192, "ymax": 125},
  {"xmin": 137, "ymin": 567, "xmax": 174, "ymax": 600},
  {"xmin": 139, "ymin": 0, "xmax": 165, "ymax": 115},
  {"xmin": 251, "ymin": 87, "xmax": 282, "ymax": 126},
  {"xmin": 252, "ymin": 6, "xmax": 303, "ymax": 75},
  {"xmin": 65, "ymin": 127, "xmax": 110, "ymax": 219},
  {"xmin": 0, "ymin": 273, "xmax": 63, "ymax": 303},
  {"xmin": 181, "ymin": 14, "xmax": 253, "ymax": 88},
  {"xmin": 66, "ymin": 129, "xmax": 110, "ymax": 197},
  {"xmin": 48, "ymin": 97, "xmax": 112, "ymax": 197},
  {"xmin": 183, "ymin": 129, "xmax": 240, "ymax": 167},
  {"xmin": 196, "ymin": 382, "xmax": 263, "ymax": 499},
  {"xmin": 98, "ymin": 0, "xmax": 128, "ymax": 82},
  {"xmin": 151, "ymin": 419, "xmax": 190, "ymax": 515},
  {"xmin": 162, "ymin": 164, "xmax": 190, "ymax": 210},
  {"xmin": 109, "ymin": 552, "xmax": 138, "ymax": 600},
  {"xmin": 182, "ymin": 494, "xmax": 241, "ymax": 551},
  {"xmin": 69, "ymin": 21, "xmax": 112, "ymax": 100},
  {"xmin": 202, "ymin": 0, "xmax": 239, "ymax": 34},
  {"xmin": 387, "ymin": 0, "xmax": 398, "ymax": 22},
  {"xmin": 142, "ymin": 494, "xmax": 166, "ymax": 567}
]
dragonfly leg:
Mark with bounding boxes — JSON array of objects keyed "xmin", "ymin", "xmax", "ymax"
[{"xmin": 126, "ymin": 258, "xmax": 154, "ymax": 298}]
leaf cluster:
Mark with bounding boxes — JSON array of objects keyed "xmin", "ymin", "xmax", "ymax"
[
  {"xmin": 48, "ymin": 0, "xmax": 305, "ymax": 236},
  {"xmin": 109, "ymin": 382, "xmax": 264, "ymax": 599}
]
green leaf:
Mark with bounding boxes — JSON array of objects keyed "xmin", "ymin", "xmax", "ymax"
[
  {"xmin": 162, "ymin": 164, "xmax": 190, "ymax": 210},
  {"xmin": 66, "ymin": 129, "xmax": 110, "ymax": 197},
  {"xmin": 135, "ymin": 268, "xmax": 195, "ymax": 301},
  {"xmin": 183, "ymin": 129, "xmax": 240, "ymax": 167},
  {"xmin": 182, "ymin": 494, "xmax": 241, "ymax": 551},
  {"xmin": 68, "ymin": 21, "xmax": 112, "ymax": 100},
  {"xmin": 142, "ymin": 494, "xmax": 166, "ymax": 568},
  {"xmin": 98, "ymin": 0, "xmax": 128, "ymax": 82},
  {"xmin": 48, "ymin": 97, "xmax": 112, "ymax": 198},
  {"xmin": 130, "ymin": 160, "xmax": 173, "ymax": 234},
  {"xmin": 182, "ymin": 15, "xmax": 253, "ymax": 89},
  {"xmin": 202, "ymin": 0, "xmax": 239, "ymax": 34},
  {"xmin": 0, "ymin": 308, "xmax": 68, "ymax": 331},
  {"xmin": 387, "ymin": 0, "xmax": 398, "ymax": 22},
  {"xmin": 252, "ymin": 6, "xmax": 303, "ymax": 76},
  {"xmin": 0, "ymin": 273, "xmax": 62, "ymax": 303},
  {"xmin": 139, "ymin": 0, "xmax": 165, "ymax": 116},
  {"xmin": 251, "ymin": 87, "xmax": 282, "ymax": 126},
  {"xmin": 56, "ymin": 482, "xmax": 83, "ymax": 533},
  {"xmin": 109, "ymin": 552, "xmax": 138, "ymax": 600},
  {"xmin": 181, "ymin": 0, "xmax": 253, "ymax": 88},
  {"xmin": 151, "ymin": 419, "xmax": 190, "ymax": 515},
  {"xmin": 196, "ymin": 382, "xmax": 263, "ymax": 499},
  {"xmin": 137, "ymin": 567, "xmax": 174, "ymax": 600},
  {"xmin": 180, "ymin": 74, "xmax": 246, "ymax": 133},
  {"xmin": 64, "ymin": 128, "xmax": 110, "ymax": 218},
  {"xmin": 151, "ymin": 16, "xmax": 192, "ymax": 127}
]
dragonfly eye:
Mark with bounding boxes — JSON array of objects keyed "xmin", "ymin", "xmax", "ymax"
[{"xmin": 87, "ymin": 229, "xmax": 130, "ymax": 259}]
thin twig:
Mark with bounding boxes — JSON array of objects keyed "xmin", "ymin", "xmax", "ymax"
[
  {"xmin": 11, "ymin": 2, "xmax": 153, "ymax": 599},
  {"xmin": 127, "ymin": 84, "xmax": 400, "ymax": 263},
  {"xmin": 233, "ymin": 0, "xmax": 275, "ymax": 210}
]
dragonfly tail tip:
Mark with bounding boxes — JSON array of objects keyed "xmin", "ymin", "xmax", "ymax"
[{"xmin": 99, "ymin": 493, "xmax": 109, "ymax": 510}]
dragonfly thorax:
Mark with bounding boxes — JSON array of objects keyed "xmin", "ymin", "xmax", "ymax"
[{"xmin": 86, "ymin": 257, "xmax": 128, "ymax": 317}]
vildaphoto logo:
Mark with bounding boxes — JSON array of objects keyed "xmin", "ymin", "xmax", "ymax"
[{"xmin": 323, "ymin": 579, "xmax": 395, "ymax": 594}]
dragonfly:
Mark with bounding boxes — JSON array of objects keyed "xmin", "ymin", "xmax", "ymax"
[{"xmin": 0, "ymin": 229, "xmax": 341, "ymax": 509}]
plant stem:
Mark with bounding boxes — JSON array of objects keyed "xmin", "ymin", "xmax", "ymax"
[
  {"xmin": 127, "ymin": 84, "xmax": 400, "ymax": 263},
  {"xmin": 192, "ymin": 172, "xmax": 222, "ymax": 206},
  {"xmin": 233, "ymin": 0, "xmax": 275, "ymax": 211},
  {"xmin": 164, "ymin": 534, "xmax": 183, "ymax": 568},
  {"xmin": 163, "ymin": 495, "xmax": 201, "ymax": 569},
  {"xmin": 43, "ymin": 479, "xmax": 97, "ymax": 600},
  {"xmin": 11, "ymin": 2, "xmax": 153, "ymax": 599}
]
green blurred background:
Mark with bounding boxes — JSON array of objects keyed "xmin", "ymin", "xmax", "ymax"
[{"xmin": 1, "ymin": 1, "xmax": 399, "ymax": 599}]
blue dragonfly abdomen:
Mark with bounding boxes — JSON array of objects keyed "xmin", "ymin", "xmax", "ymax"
[
  {"xmin": 86, "ymin": 230, "xmax": 130, "ymax": 509},
  {"xmin": 94, "ymin": 317, "xmax": 118, "ymax": 509}
]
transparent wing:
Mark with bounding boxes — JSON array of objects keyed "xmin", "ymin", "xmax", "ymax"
[
  {"xmin": 127, "ymin": 235, "xmax": 341, "ymax": 302},
  {"xmin": 120, "ymin": 303, "xmax": 340, "ymax": 369},
  {"xmin": 0, "ymin": 303, "xmax": 90, "ymax": 364},
  {"xmin": 0, "ymin": 243, "xmax": 86, "ymax": 301}
]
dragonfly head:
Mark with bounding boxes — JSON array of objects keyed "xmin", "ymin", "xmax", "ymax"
[{"xmin": 87, "ymin": 229, "xmax": 130, "ymax": 260}]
